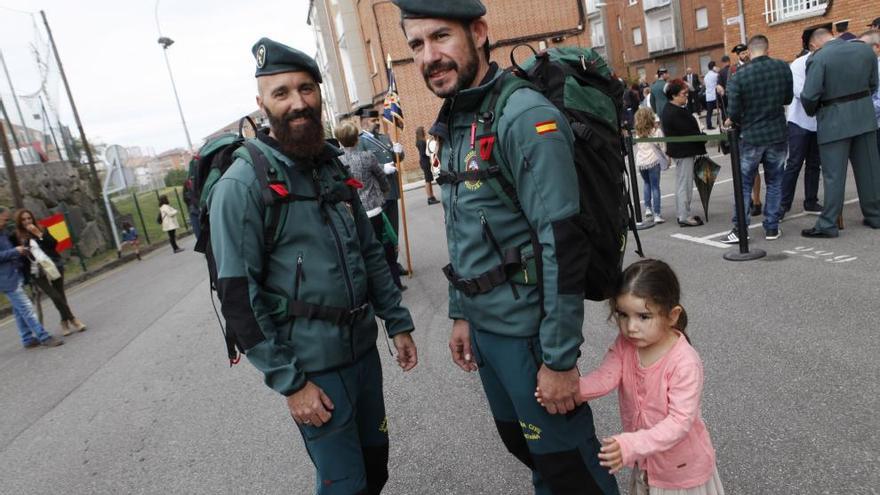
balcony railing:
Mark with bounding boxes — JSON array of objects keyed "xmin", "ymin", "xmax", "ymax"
[
  {"xmin": 643, "ymin": 0, "xmax": 671, "ymax": 11},
  {"xmin": 647, "ymin": 34, "xmax": 676, "ymax": 52},
  {"xmin": 763, "ymin": 0, "xmax": 828, "ymax": 24}
]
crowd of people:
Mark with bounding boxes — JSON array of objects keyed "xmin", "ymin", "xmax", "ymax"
[{"xmin": 626, "ymin": 20, "xmax": 880, "ymax": 242}]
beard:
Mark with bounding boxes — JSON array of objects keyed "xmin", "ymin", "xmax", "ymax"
[
  {"xmin": 422, "ymin": 37, "xmax": 479, "ymax": 98},
  {"xmin": 264, "ymin": 104, "xmax": 326, "ymax": 159}
]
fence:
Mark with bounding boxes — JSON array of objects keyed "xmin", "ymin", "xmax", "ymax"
[{"xmin": 109, "ymin": 185, "xmax": 193, "ymax": 251}]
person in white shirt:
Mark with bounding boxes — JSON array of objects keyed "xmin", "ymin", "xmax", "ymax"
[
  {"xmin": 781, "ymin": 49, "xmax": 823, "ymax": 214},
  {"xmin": 703, "ymin": 61, "xmax": 719, "ymax": 129}
]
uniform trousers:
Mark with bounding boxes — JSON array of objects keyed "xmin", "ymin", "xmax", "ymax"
[
  {"xmin": 297, "ymin": 346, "xmax": 389, "ymax": 495},
  {"xmin": 470, "ymin": 328, "xmax": 619, "ymax": 495},
  {"xmin": 813, "ymin": 131, "xmax": 880, "ymax": 234}
]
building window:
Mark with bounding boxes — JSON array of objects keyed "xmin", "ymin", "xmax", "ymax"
[
  {"xmin": 695, "ymin": 7, "xmax": 708, "ymax": 29},
  {"xmin": 629, "ymin": 0, "xmax": 638, "ymax": 5},
  {"xmin": 633, "ymin": 27, "xmax": 643, "ymax": 45},
  {"xmin": 764, "ymin": 0, "xmax": 829, "ymax": 24},
  {"xmin": 618, "ymin": 16, "xmax": 622, "ymax": 31},
  {"xmin": 591, "ymin": 19, "xmax": 605, "ymax": 47},
  {"xmin": 637, "ymin": 67, "xmax": 647, "ymax": 81},
  {"xmin": 665, "ymin": 63, "xmax": 678, "ymax": 77},
  {"xmin": 366, "ymin": 40, "xmax": 379, "ymax": 76},
  {"xmin": 699, "ymin": 54, "xmax": 711, "ymax": 74}
]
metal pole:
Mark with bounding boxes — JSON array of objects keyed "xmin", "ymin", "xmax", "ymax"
[
  {"xmin": 40, "ymin": 10, "xmax": 113, "ymax": 247},
  {"xmin": 173, "ymin": 186, "xmax": 188, "ymax": 230},
  {"xmin": 723, "ymin": 127, "xmax": 765, "ymax": 261},
  {"xmin": 60, "ymin": 202, "xmax": 87, "ymax": 272},
  {"xmin": 0, "ymin": 120, "xmax": 24, "ymax": 208},
  {"xmin": 0, "ymin": 96, "xmax": 26, "ymax": 165},
  {"xmin": 0, "ymin": 50, "xmax": 36, "ymax": 156},
  {"xmin": 132, "ymin": 192, "xmax": 151, "ymax": 244},
  {"xmin": 391, "ymin": 123, "xmax": 413, "ymax": 277},
  {"xmin": 38, "ymin": 96, "xmax": 63, "ymax": 162},
  {"xmin": 155, "ymin": 0, "xmax": 194, "ymax": 151}
]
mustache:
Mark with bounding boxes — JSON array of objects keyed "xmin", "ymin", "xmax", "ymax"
[
  {"xmin": 282, "ymin": 108, "xmax": 319, "ymax": 123},
  {"xmin": 423, "ymin": 60, "xmax": 457, "ymax": 79}
]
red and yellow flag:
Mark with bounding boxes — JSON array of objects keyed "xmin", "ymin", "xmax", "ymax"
[
  {"xmin": 38, "ymin": 213, "xmax": 72, "ymax": 253},
  {"xmin": 535, "ymin": 120, "xmax": 558, "ymax": 135}
]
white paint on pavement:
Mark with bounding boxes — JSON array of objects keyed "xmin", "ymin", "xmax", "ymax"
[{"xmin": 670, "ymin": 233, "xmax": 733, "ymax": 249}]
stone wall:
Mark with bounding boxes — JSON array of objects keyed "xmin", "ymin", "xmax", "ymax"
[{"xmin": 0, "ymin": 161, "xmax": 112, "ymax": 258}]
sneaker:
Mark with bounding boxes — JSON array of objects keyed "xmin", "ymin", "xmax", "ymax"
[
  {"xmin": 40, "ymin": 337, "xmax": 64, "ymax": 348},
  {"xmin": 654, "ymin": 215, "xmax": 665, "ymax": 224},
  {"xmin": 173, "ymin": 248, "xmax": 185, "ymax": 253},
  {"xmin": 427, "ymin": 197, "xmax": 440, "ymax": 205},
  {"xmin": 804, "ymin": 203, "xmax": 823, "ymax": 214},
  {"xmin": 765, "ymin": 227, "xmax": 781, "ymax": 240},
  {"xmin": 720, "ymin": 229, "xmax": 749, "ymax": 244},
  {"xmin": 644, "ymin": 208, "xmax": 653, "ymax": 218},
  {"xmin": 23, "ymin": 340, "xmax": 40, "ymax": 349}
]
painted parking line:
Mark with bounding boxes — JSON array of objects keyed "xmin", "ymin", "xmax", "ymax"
[
  {"xmin": 700, "ymin": 198, "xmax": 860, "ymax": 240},
  {"xmin": 670, "ymin": 234, "xmax": 732, "ymax": 249}
]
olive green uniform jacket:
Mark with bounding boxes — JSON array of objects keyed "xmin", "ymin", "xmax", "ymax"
[{"xmin": 208, "ymin": 135, "xmax": 414, "ymax": 396}]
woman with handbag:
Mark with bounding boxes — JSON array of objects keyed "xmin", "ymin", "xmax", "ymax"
[
  {"xmin": 15, "ymin": 209, "xmax": 86, "ymax": 336},
  {"xmin": 158, "ymin": 195, "xmax": 184, "ymax": 253},
  {"xmin": 660, "ymin": 79, "xmax": 706, "ymax": 227}
]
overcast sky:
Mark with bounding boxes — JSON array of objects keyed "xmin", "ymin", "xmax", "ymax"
[{"xmin": 0, "ymin": 0, "xmax": 315, "ymax": 155}]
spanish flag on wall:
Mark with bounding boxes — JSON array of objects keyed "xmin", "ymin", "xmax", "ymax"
[{"xmin": 38, "ymin": 213, "xmax": 72, "ymax": 253}]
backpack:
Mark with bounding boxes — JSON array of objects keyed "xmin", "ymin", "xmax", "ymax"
[
  {"xmin": 192, "ymin": 117, "xmax": 295, "ymax": 365},
  {"xmin": 461, "ymin": 46, "xmax": 643, "ymax": 301}
]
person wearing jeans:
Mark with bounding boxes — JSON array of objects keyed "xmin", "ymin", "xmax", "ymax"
[
  {"xmin": 781, "ymin": 50, "xmax": 822, "ymax": 214},
  {"xmin": 0, "ymin": 206, "xmax": 63, "ymax": 349},
  {"xmin": 722, "ymin": 35, "xmax": 793, "ymax": 242}
]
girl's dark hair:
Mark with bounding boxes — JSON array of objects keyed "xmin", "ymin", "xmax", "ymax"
[
  {"xmin": 159, "ymin": 195, "xmax": 169, "ymax": 206},
  {"xmin": 611, "ymin": 259, "xmax": 690, "ymax": 340},
  {"xmin": 664, "ymin": 79, "xmax": 688, "ymax": 100},
  {"xmin": 122, "ymin": 221, "xmax": 133, "ymax": 230}
]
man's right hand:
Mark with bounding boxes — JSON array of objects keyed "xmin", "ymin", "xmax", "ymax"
[
  {"xmin": 287, "ymin": 381, "xmax": 335, "ymax": 427},
  {"xmin": 15, "ymin": 246, "xmax": 28, "ymax": 256},
  {"xmin": 449, "ymin": 319, "xmax": 477, "ymax": 372}
]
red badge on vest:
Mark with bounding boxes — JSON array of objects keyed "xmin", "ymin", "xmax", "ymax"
[
  {"xmin": 345, "ymin": 178, "xmax": 364, "ymax": 189},
  {"xmin": 269, "ymin": 183, "xmax": 289, "ymax": 197}
]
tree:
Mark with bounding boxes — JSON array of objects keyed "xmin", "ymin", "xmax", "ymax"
[{"xmin": 165, "ymin": 168, "xmax": 187, "ymax": 187}]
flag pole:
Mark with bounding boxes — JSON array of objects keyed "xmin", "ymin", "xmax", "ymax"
[{"xmin": 387, "ymin": 54, "xmax": 413, "ymax": 277}]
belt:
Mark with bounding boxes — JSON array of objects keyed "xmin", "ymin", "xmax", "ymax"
[
  {"xmin": 287, "ymin": 300, "xmax": 370, "ymax": 326},
  {"xmin": 820, "ymin": 90, "xmax": 871, "ymax": 107},
  {"xmin": 442, "ymin": 248, "xmax": 523, "ymax": 298}
]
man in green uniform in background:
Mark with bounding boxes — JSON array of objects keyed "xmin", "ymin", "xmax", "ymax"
[
  {"xmin": 649, "ymin": 68, "xmax": 669, "ymax": 118},
  {"xmin": 208, "ymin": 38, "xmax": 418, "ymax": 494},
  {"xmin": 356, "ymin": 108, "xmax": 409, "ymax": 277},
  {"xmin": 801, "ymin": 28, "xmax": 880, "ymax": 237},
  {"xmin": 394, "ymin": 1, "xmax": 618, "ymax": 493}
]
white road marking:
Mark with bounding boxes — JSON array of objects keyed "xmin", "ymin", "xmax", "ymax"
[
  {"xmin": 701, "ymin": 198, "xmax": 860, "ymax": 240},
  {"xmin": 670, "ymin": 234, "xmax": 733, "ymax": 249}
]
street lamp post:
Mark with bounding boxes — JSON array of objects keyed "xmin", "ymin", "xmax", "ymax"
[{"xmin": 155, "ymin": 1, "xmax": 193, "ymax": 151}]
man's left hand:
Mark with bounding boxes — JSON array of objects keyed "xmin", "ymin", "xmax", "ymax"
[
  {"xmin": 536, "ymin": 365, "xmax": 580, "ymax": 415},
  {"xmin": 393, "ymin": 333, "xmax": 418, "ymax": 372}
]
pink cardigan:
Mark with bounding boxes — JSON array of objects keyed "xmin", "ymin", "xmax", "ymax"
[{"xmin": 580, "ymin": 335, "xmax": 717, "ymax": 489}]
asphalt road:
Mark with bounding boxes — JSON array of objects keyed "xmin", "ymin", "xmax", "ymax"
[{"xmin": 1, "ymin": 157, "xmax": 878, "ymax": 494}]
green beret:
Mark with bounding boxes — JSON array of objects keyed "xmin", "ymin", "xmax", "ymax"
[
  {"xmin": 391, "ymin": 0, "xmax": 486, "ymax": 20},
  {"xmin": 251, "ymin": 37, "xmax": 322, "ymax": 83}
]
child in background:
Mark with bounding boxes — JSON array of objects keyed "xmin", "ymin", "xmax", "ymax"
[
  {"xmin": 119, "ymin": 221, "xmax": 141, "ymax": 260},
  {"xmin": 634, "ymin": 107, "xmax": 667, "ymax": 223},
  {"xmin": 537, "ymin": 259, "xmax": 723, "ymax": 495}
]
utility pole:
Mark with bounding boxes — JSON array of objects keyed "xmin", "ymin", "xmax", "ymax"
[
  {"xmin": 0, "ymin": 120, "xmax": 24, "ymax": 208},
  {"xmin": 40, "ymin": 10, "xmax": 113, "ymax": 245},
  {"xmin": 0, "ymin": 50, "xmax": 36, "ymax": 157}
]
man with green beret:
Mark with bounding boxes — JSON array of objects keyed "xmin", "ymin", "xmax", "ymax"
[
  {"xmin": 394, "ymin": 1, "xmax": 618, "ymax": 493},
  {"xmin": 208, "ymin": 37, "xmax": 418, "ymax": 494}
]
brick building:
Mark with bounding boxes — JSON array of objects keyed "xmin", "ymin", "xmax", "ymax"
[
  {"xmin": 308, "ymin": 0, "xmax": 728, "ymax": 181},
  {"xmin": 720, "ymin": 0, "xmax": 878, "ymax": 63}
]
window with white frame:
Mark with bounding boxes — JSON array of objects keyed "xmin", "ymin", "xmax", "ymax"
[
  {"xmin": 695, "ymin": 7, "xmax": 708, "ymax": 29},
  {"xmin": 699, "ymin": 54, "xmax": 711, "ymax": 74},
  {"xmin": 629, "ymin": 0, "xmax": 638, "ymax": 5},
  {"xmin": 633, "ymin": 27, "xmax": 643, "ymax": 45},
  {"xmin": 591, "ymin": 19, "xmax": 605, "ymax": 47},
  {"xmin": 637, "ymin": 67, "xmax": 647, "ymax": 81},
  {"xmin": 764, "ymin": 0, "xmax": 829, "ymax": 24}
]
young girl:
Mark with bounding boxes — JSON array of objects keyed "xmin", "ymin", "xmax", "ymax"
[
  {"xmin": 119, "ymin": 221, "xmax": 142, "ymax": 260},
  {"xmin": 634, "ymin": 107, "xmax": 666, "ymax": 223},
  {"xmin": 538, "ymin": 259, "xmax": 723, "ymax": 495}
]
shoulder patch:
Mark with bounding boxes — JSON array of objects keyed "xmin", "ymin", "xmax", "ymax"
[{"xmin": 535, "ymin": 120, "xmax": 558, "ymax": 135}]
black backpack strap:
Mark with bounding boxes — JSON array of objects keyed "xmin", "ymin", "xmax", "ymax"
[
  {"xmin": 286, "ymin": 300, "xmax": 371, "ymax": 327},
  {"xmin": 242, "ymin": 142, "xmax": 281, "ymax": 256},
  {"xmin": 441, "ymin": 247, "xmax": 523, "ymax": 298}
]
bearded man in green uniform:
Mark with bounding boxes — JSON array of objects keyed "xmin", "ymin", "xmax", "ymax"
[
  {"xmin": 394, "ymin": 1, "xmax": 618, "ymax": 493},
  {"xmin": 208, "ymin": 38, "xmax": 418, "ymax": 495}
]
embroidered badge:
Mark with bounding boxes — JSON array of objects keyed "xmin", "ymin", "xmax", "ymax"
[
  {"xmin": 535, "ymin": 120, "xmax": 558, "ymax": 135},
  {"xmin": 256, "ymin": 45, "xmax": 267, "ymax": 68},
  {"xmin": 464, "ymin": 150, "xmax": 482, "ymax": 191}
]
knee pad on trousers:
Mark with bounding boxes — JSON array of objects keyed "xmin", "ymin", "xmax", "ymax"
[
  {"xmin": 494, "ymin": 420, "xmax": 535, "ymax": 470},
  {"xmin": 532, "ymin": 449, "xmax": 603, "ymax": 495},
  {"xmin": 362, "ymin": 444, "xmax": 389, "ymax": 495}
]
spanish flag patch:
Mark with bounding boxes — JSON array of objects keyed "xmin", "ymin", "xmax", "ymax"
[{"xmin": 535, "ymin": 120, "xmax": 558, "ymax": 135}]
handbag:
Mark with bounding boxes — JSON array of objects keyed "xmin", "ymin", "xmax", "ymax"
[
  {"xmin": 29, "ymin": 239, "xmax": 62, "ymax": 281},
  {"xmin": 652, "ymin": 143, "xmax": 670, "ymax": 171}
]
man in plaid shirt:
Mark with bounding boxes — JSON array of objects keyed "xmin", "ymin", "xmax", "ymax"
[{"xmin": 722, "ymin": 34, "xmax": 793, "ymax": 243}]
